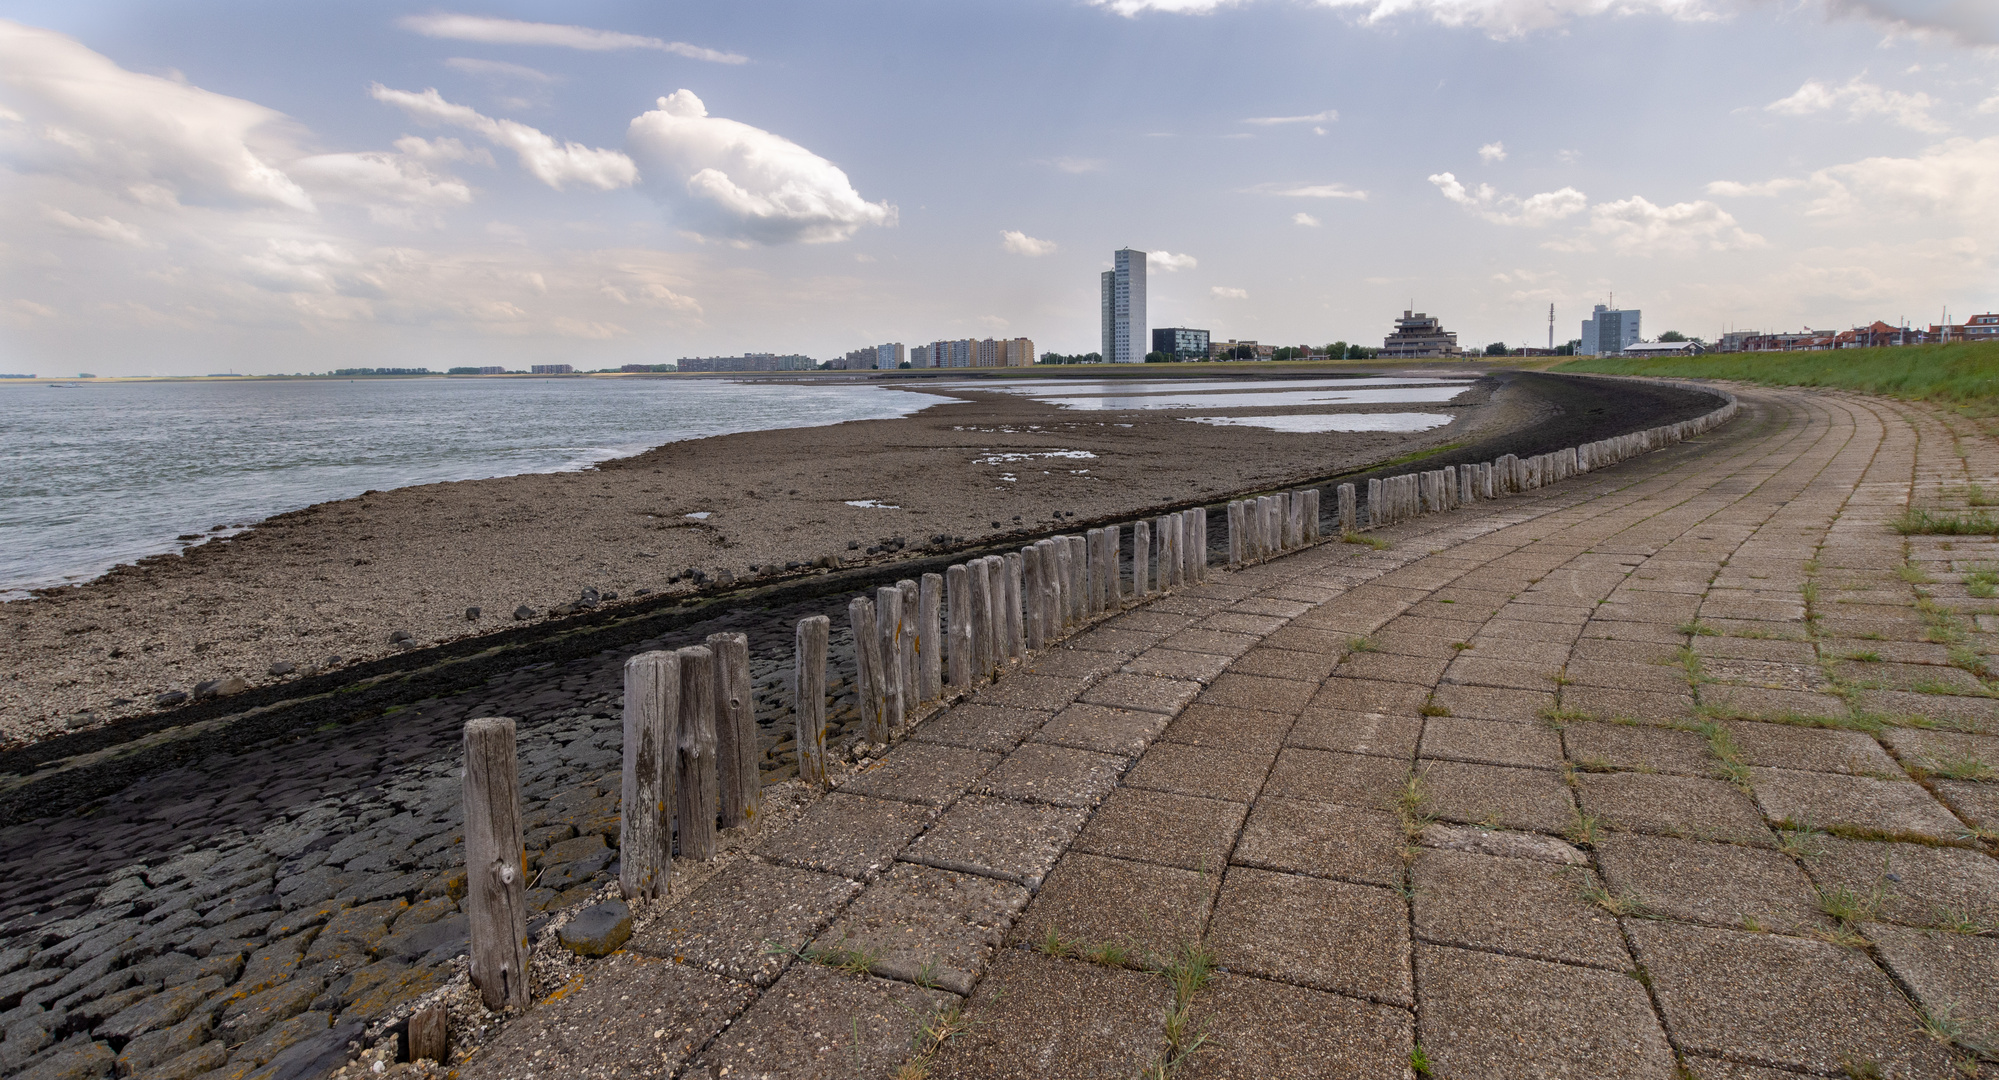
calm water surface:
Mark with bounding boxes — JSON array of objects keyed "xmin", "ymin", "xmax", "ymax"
[{"xmin": 0, "ymin": 377, "xmax": 940, "ymax": 599}]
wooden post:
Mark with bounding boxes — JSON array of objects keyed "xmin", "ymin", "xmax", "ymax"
[
  {"xmin": 875, "ymin": 585, "xmax": 905, "ymax": 732},
  {"xmin": 1285, "ymin": 493, "xmax": 1302, "ymax": 548},
  {"xmin": 918, "ymin": 573, "xmax": 942, "ymax": 702},
  {"xmin": 409, "ymin": 1005, "xmax": 449, "ymax": 1064},
  {"xmin": 1131, "ymin": 520, "xmax": 1150, "ymax": 597},
  {"xmin": 1179, "ymin": 512, "xmax": 1197, "ymax": 581},
  {"xmin": 1304, "ymin": 490, "xmax": 1320, "ymax": 541},
  {"xmin": 1066, "ymin": 536, "xmax": 1087, "ymax": 620},
  {"xmin": 1004, "ymin": 552, "xmax": 1025, "ymax": 658},
  {"xmin": 850, "ymin": 596, "xmax": 887, "ymax": 739},
  {"xmin": 463, "ymin": 717, "xmax": 529, "ymax": 1010},
  {"xmin": 1338, "ymin": 483, "xmax": 1356, "ymax": 533},
  {"xmin": 1023, "ymin": 548, "xmax": 1044, "ymax": 651},
  {"xmin": 968, "ymin": 557, "xmax": 992, "ymax": 679},
  {"xmin": 898, "ymin": 579, "xmax": 920, "ymax": 701},
  {"xmin": 1085, "ymin": 529, "xmax": 1104, "ymax": 613},
  {"xmin": 985, "ymin": 556, "xmax": 1009, "ymax": 673},
  {"xmin": 676, "ymin": 645, "xmax": 718, "ymax": 861},
  {"xmin": 1038, "ymin": 540, "xmax": 1062, "ymax": 638},
  {"xmin": 621, "ymin": 651, "xmax": 677, "ymax": 900},
  {"xmin": 1102, "ymin": 523, "xmax": 1121, "ymax": 607},
  {"xmin": 706, "ymin": 632, "xmax": 758, "ymax": 831},
  {"xmin": 946, "ymin": 565, "xmax": 971, "ymax": 690},
  {"xmin": 795, "ymin": 615, "xmax": 829, "ymax": 787},
  {"xmin": 1367, "ymin": 478, "xmax": 1383, "ymax": 526},
  {"xmin": 1053, "ymin": 539, "xmax": 1074, "ymax": 625},
  {"xmin": 1156, "ymin": 515, "xmax": 1176, "ymax": 586},
  {"xmin": 1226, "ymin": 502, "xmax": 1241, "ymax": 568}
]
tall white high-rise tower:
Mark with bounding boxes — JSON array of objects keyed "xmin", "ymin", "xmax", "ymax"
[{"xmin": 1100, "ymin": 248, "xmax": 1147, "ymax": 363}]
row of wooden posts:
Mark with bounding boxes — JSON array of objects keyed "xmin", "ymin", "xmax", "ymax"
[{"xmin": 453, "ymin": 384, "xmax": 1740, "ymax": 1010}]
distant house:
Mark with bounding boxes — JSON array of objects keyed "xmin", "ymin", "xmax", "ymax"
[{"xmin": 1621, "ymin": 341, "xmax": 1704, "ymax": 357}]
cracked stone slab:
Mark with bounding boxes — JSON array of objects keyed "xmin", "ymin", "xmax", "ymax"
[
  {"xmin": 1415, "ymin": 944, "xmax": 1675, "ymax": 1079},
  {"xmin": 809, "ymin": 862, "xmax": 1027, "ymax": 996},
  {"xmin": 1416, "ymin": 760, "xmax": 1576, "ymax": 833},
  {"xmin": 923, "ymin": 950, "xmax": 1168, "ymax": 1080},
  {"xmin": 1417, "ymin": 823, "xmax": 1588, "ymax": 864},
  {"xmin": 1412, "ymin": 848, "xmax": 1626, "ymax": 970},
  {"xmin": 1798, "ymin": 837, "xmax": 1999, "ymax": 929},
  {"xmin": 1593, "ymin": 833, "xmax": 1827, "ymax": 933},
  {"xmin": 1205, "ymin": 866, "xmax": 1410, "ymax": 1006},
  {"xmin": 1724, "ymin": 723, "xmax": 1900, "ymax": 776},
  {"xmin": 1865, "ymin": 923, "xmax": 1999, "ymax": 1052},
  {"xmin": 1231, "ymin": 796, "xmax": 1403, "ymax": 887},
  {"xmin": 1747, "ymin": 767, "xmax": 1964, "ymax": 840},
  {"xmin": 1008, "ymin": 852, "xmax": 1218, "ymax": 962},
  {"xmin": 1576, "ymin": 772, "xmax": 1772, "ymax": 846},
  {"xmin": 630, "ymin": 861, "xmax": 860, "ymax": 986}
]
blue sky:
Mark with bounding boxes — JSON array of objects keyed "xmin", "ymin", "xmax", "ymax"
[{"xmin": 1, "ymin": 0, "xmax": 1994, "ymax": 374}]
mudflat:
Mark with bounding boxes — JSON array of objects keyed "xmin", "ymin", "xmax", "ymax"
[{"xmin": 0, "ymin": 371, "xmax": 1530, "ymax": 744}]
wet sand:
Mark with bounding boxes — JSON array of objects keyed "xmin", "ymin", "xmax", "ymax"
[{"xmin": 1, "ymin": 369, "xmax": 1529, "ymax": 743}]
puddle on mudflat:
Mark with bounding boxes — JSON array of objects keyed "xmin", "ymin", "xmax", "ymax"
[{"xmin": 1182, "ymin": 413, "xmax": 1456, "ymax": 433}]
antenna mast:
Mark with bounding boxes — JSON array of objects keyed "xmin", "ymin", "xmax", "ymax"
[{"xmin": 1548, "ymin": 303, "xmax": 1554, "ymax": 351}]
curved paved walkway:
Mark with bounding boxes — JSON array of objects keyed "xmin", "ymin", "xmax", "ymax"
[{"xmin": 474, "ymin": 383, "xmax": 1997, "ymax": 1080}]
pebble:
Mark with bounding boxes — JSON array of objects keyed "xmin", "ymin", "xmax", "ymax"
[
  {"xmin": 513, "ymin": 606, "xmax": 534, "ymax": 621},
  {"xmin": 269, "ymin": 662, "xmax": 296, "ymax": 677},
  {"xmin": 555, "ymin": 900, "xmax": 631, "ymax": 958},
  {"xmin": 464, "ymin": 607, "xmax": 480, "ymax": 621}
]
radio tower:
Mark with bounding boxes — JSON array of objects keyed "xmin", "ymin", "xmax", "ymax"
[{"xmin": 1548, "ymin": 304, "xmax": 1555, "ymax": 351}]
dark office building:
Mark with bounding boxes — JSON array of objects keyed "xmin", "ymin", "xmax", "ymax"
[{"xmin": 1150, "ymin": 327, "xmax": 1210, "ymax": 359}]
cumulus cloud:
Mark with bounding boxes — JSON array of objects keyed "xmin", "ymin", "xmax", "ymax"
[
  {"xmin": 370, "ymin": 85, "xmax": 638, "ymax": 191},
  {"xmin": 1001, "ymin": 230, "xmax": 1057, "ymax": 256},
  {"xmin": 1803, "ymin": 136, "xmax": 1999, "ymax": 229},
  {"xmin": 1149, "ymin": 251, "xmax": 1197, "ymax": 271},
  {"xmin": 1429, "ymin": 172, "xmax": 1587, "ymax": 226},
  {"xmin": 1244, "ymin": 181, "xmax": 1368, "ymax": 200},
  {"xmin": 1767, "ymin": 76, "xmax": 1945, "ymax": 133},
  {"xmin": 1585, "ymin": 195, "xmax": 1764, "ymax": 253},
  {"xmin": 626, "ymin": 90, "xmax": 894, "ymax": 245},
  {"xmin": 1705, "ymin": 177, "xmax": 1804, "ymax": 197},
  {"xmin": 399, "ymin": 13, "xmax": 747, "ymax": 64},
  {"xmin": 1211, "ymin": 285, "xmax": 1248, "ymax": 299},
  {"xmin": 1243, "ymin": 109, "xmax": 1338, "ymax": 125},
  {"xmin": 43, "ymin": 207, "xmax": 144, "ymax": 245},
  {"xmin": 0, "ymin": 19, "xmax": 312, "ymax": 210},
  {"xmin": 1293, "ymin": 212, "xmax": 1322, "ymax": 227},
  {"xmin": 1478, "ymin": 141, "xmax": 1507, "ymax": 163},
  {"xmin": 291, "ymin": 151, "xmax": 474, "ymax": 223},
  {"xmin": 1819, "ymin": 0, "xmax": 1998, "ymax": 45}
]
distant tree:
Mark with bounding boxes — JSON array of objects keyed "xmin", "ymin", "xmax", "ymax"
[
  {"xmin": 1232, "ymin": 345, "xmax": 1257, "ymax": 360},
  {"xmin": 1554, "ymin": 338, "xmax": 1581, "ymax": 357},
  {"xmin": 1325, "ymin": 341, "xmax": 1349, "ymax": 359},
  {"xmin": 899, "ymin": 360, "xmax": 912, "ymax": 369},
  {"xmin": 1658, "ymin": 330, "xmax": 1687, "ymax": 342},
  {"xmin": 1144, "ymin": 351, "xmax": 1171, "ymax": 363},
  {"xmin": 1484, "ymin": 342, "xmax": 1509, "ymax": 357}
]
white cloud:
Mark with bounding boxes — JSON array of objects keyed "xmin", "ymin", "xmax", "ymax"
[
  {"xmin": 1149, "ymin": 250, "xmax": 1197, "ymax": 271},
  {"xmin": 392, "ymin": 136, "xmax": 494, "ymax": 168},
  {"xmin": 1243, "ymin": 109, "xmax": 1338, "ymax": 125},
  {"xmin": 0, "ymin": 19, "xmax": 312, "ymax": 210},
  {"xmin": 626, "ymin": 90, "xmax": 895, "ymax": 245},
  {"xmin": 1803, "ymin": 136, "xmax": 1999, "ymax": 229},
  {"xmin": 1766, "ymin": 76, "xmax": 1945, "ymax": 133},
  {"xmin": 1001, "ymin": 230, "xmax": 1057, "ymax": 256},
  {"xmin": 1094, "ymin": 0, "xmax": 1241, "ymax": 14},
  {"xmin": 1244, "ymin": 182, "xmax": 1368, "ymax": 200},
  {"xmin": 399, "ymin": 14, "xmax": 747, "ymax": 64},
  {"xmin": 1429, "ymin": 172, "xmax": 1587, "ymax": 226},
  {"xmin": 13, "ymin": 299, "xmax": 55, "ymax": 318},
  {"xmin": 1981, "ymin": 94, "xmax": 1999, "ymax": 115},
  {"xmin": 1705, "ymin": 177, "xmax": 1803, "ymax": 197},
  {"xmin": 1293, "ymin": 212, "xmax": 1322, "ymax": 227},
  {"xmin": 370, "ymin": 85, "xmax": 638, "ymax": 191},
  {"xmin": 443, "ymin": 58, "xmax": 557, "ymax": 84},
  {"xmin": 1478, "ymin": 141, "xmax": 1507, "ymax": 163},
  {"xmin": 1211, "ymin": 285, "xmax": 1248, "ymax": 299},
  {"xmin": 1585, "ymin": 195, "xmax": 1765, "ymax": 253},
  {"xmin": 290, "ymin": 151, "xmax": 474, "ymax": 223},
  {"xmin": 1049, "ymin": 156, "xmax": 1106, "ymax": 173},
  {"xmin": 1820, "ymin": 0, "xmax": 1998, "ymax": 46},
  {"xmin": 43, "ymin": 207, "xmax": 144, "ymax": 245}
]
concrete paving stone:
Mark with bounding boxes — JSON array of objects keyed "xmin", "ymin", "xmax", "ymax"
[
  {"xmin": 1022, "ymin": 649, "xmax": 1124, "ymax": 681},
  {"xmin": 1372, "ymin": 629, "xmax": 1478, "ymax": 660},
  {"xmin": 1569, "ymin": 637, "xmax": 1679, "ymax": 665},
  {"xmin": 1151, "ymin": 594, "xmax": 1238, "ymax": 616},
  {"xmin": 1159, "ymin": 703, "xmax": 1293, "ymax": 756},
  {"xmin": 1576, "ymin": 772, "xmax": 1772, "ymax": 845},
  {"xmin": 1935, "ymin": 779, "xmax": 1997, "ymax": 829},
  {"xmin": 1835, "ymin": 660, "xmax": 1987, "ymax": 695},
  {"xmin": 1575, "ymin": 620, "xmax": 1687, "ymax": 644},
  {"xmin": 1260, "ymin": 624, "xmax": 1364, "ymax": 654},
  {"xmin": 1799, "ymin": 837, "xmax": 1999, "ymax": 929},
  {"xmin": 1627, "ymin": 920, "xmax": 1956, "ymax": 1077},
  {"xmin": 1384, "ymin": 615, "xmax": 1487, "ymax": 643},
  {"xmin": 1308, "ymin": 677, "xmax": 1432, "ymax": 716},
  {"xmin": 1865, "ymin": 923, "xmax": 1999, "ymax": 1051},
  {"xmin": 900, "ymin": 795, "xmax": 1088, "ymax": 888},
  {"xmin": 1413, "ymin": 594, "xmax": 1508, "ymax": 620},
  {"xmin": 1124, "ymin": 743, "xmax": 1273, "ymax": 803},
  {"xmin": 1197, "ymin": 611, "xmax": 1288, "ymax": 636},
  {"xmin": 685, "ymin": 963, "xmax": 955, "ymax": 1080},
  {"xmin": 922, "ymin": 949, "xmax": 1167, "ymax": 1080},
  {"xmin": 458, "ymin": 953, "xmax": 753, "ymax": 1080},
  {"xmin": 1880, "ymin": 726, "xmax": 1999, "ymax": 776},
  {"xmin": 1341, "ymin": 651, "xmax": 1453, "ymax": 686},
  {"xmin": 836, "ymin": 743, "xmax": 1000, "ymax": 807},
  {"xmin": 1430, "ymin": 684, "xmax": 1557, "ymax": 723},
  {"xmin": 1417, "ymin": 823, "xmax": 1588, "ymax": 865},
  {"xmin": 1419, "ymin": 718, "xmax": 1566, "ymax": 770},
  {"xmin": 1597, "ymin": 594, "xmax": 1704, "ymax": 624},
  {"xmin": 1821, "ymin": 639, "xmax": 1953, "ymax": 666},
  {"xmin": 755, "ymin": 792, "xmax": 937, "ymax": 881},
  {"xmin": 1155, "ymin": 628, "xmax": 1262, "ymax": 658},
  {"xmin": 1263, "ymin": 749, "xmax": 1411, "ymax": 811},
  {"xmin": 1441, "ymin": 656, "xmax": 1563, "ymax": 693},
  {"xmin": 1414, "ymin": 944, "xmax": 1674, "ymax": 1080},
  {"xmin": 972, "ymin": 673, "xmax": 1092, "ymax": 712},
  {"xmin": 1747, "ymin": 767, "xmax": 1964, "ymax": 840},
  {"xmin": 1072, "ymin": 788, "xmax": 1246, "ymax": 873},
  {"xmin": 1231, "ymin": 796, "xmax": 1403, "ymax": 887},
  {"xmin": 1194, "ymin": 673, "xmax": 1320, "ymax": 716},
  {"xmin": 1494, "ymin": 600, "xmax": 1595, "ymax": 625},
  {"xmin": 1559, "ymin": 686, "xmax": 1695, "ymax": 724},
  {"xmin": 1222, "ymin": 646, "xmax": 1341, "ymax": 684},
  {"xmin": 1858, "ymin": 690, "xmax": 1999, "ymax": 734},
  {"xmin": 1111, "ymin": 609, "xmax": 1202, "ymax": 634},
  {"xmin": 631, "ymin": 861, "xmax": 860, "ymax": 986},
  {"xmin": 1033, "ymin": 703, "xmax": 1170, "ymax": 757},
  {"xmin": 1205, "ymin": 866, "xmax": 1410, "ymax": 1005},
  {"xmin": 1700, "ymin": 658, "xmax": 1830, "ymax": 693},
  {"xmin": 1701, "ymin": 685, "xmax": 1849, "ymax": 722},
  {"xmin": 977, "ymin": 743, "xmax": 1128, "ymax": 808},
  {"xmin": 1563, "ymin": 659, "xmax": 1691, "ymax": 696},
  {"xmin": 1816, "ymin": 614, "xmax": 1931, "ymax": 641},
  {"xmin": 1594, "ymin": 833, "xmax": 1826, "ymax": 932},
  {"xmin": 1008, "ymin": 852, "xmax": 1218, "ymax": 961},
  {"xmin": 1261, "ymin": 583, "xmax": 1342, "ymax": 604},
  {"xmin": 1416, "ymin": 760, "xmax": 1575, "ymax": 833},
  {"xmin": 1063, "ymin": 626, "xmax": 1169, "ymax": 657},
  {"xmin": 1232, "ymin": 596, "xmax": 1315, "ymax": 618},
  {"xmin": 908, "ymin": 704, "xmax": 1052, "ymax": 754},
  {"xmin": 1177, "ymin": 972, "xmax": 1413, "ymax": 1080},
  {"xmin": 1563, "ymin": 722, "xmax": 1714, "ymax": 776},
  {"xmin": 1076, "ymin": 673, "xmax": 1202, "ymax": 715},
  {"xmin": 1725, "ymin": 723, "xmax": 1902, "ymax": 776},
  {"xmin": 1477, "ymin": 619, "xmax": 1585, "ymax": 645},
  {"xmin": 1119, "ymin": 648, "xmax": 1234, "ymax": 684},
  {"xmin": 810, "ymin": 862, "xmax": 1028, "ymax": 996},
  {"xmin": 1286, "ymin": 710, "xmax": 1422, "ymax": 760}
]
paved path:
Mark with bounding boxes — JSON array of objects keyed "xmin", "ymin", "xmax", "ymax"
[{"xmin": 464, "ymin": 383, "xmax": 1997, "ymax": 1080}]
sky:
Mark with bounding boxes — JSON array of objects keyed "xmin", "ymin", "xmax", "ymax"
[{"xmin": 0, "ymin": 0, "xmax": 1995, "ymax": 375}]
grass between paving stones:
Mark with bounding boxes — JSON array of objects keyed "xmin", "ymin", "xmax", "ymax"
[
  {"xmin": 893, "ymin": 1000, "xmax": 972, "ymax": 1080},
  {"xmin": 1030, "ymin": 928, "xmax": 1218, "ymax": 1078},
  {"xmin": 1342, "ymin": 531, "xmax": 1392, "ymax": 550},
  {"xmin": 1914, "ymin": 1001, "xmax": 1995, "ymax": 1074},
  {"xmin": 1894, "ymin": 509, "xmax": 1999, "ymax": 536},
  {"xmin": 1966, "ymin": 565, "xmax": 1999, "ymax": 599}
]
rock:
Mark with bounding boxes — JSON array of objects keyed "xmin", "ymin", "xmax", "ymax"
[
  {"xmin": 464, "ymin": 606, "xmax": 480, "ymax": 621},
  {"xmin": 63, "ymin": 713, "xmax": 96, "ymax": 731},
  {"xmin": 111, "ymin": 1012, "xmax": 210, "ymax": 1075},
  {"xmin": 99, "ymin": 980, "xmax": 209, "ymax": 1041},
  {"xmin": 154, "ymin": 690, "xmax": 190, "ymax": 707},
  {"xmin": 234, "ymin": 1010, "xmax": 330, "ymax": 1068},
  {"xmin": 193, "ymin": 676, "xmax": 250, "ymax": 701},
  {"xmin": 513, "ymin": 605, "xmax": 534, "ymax": 621},
  {"xmin": 716, "ymin": 569, "xmax": 734, "ymax": 585},
  {"xmin": 633, "ymin": 587, "xmax": 651, "ymax": 596},
  {"xmin": 601, "ymin": 592, "xmax": 617, "ymax": 601},
  {"xmin": 322, "ymin": 655, "xmax": 341, "ymax": 667},
  {"xmin": 848, "ymin": 540, "xmax": 860, "ymax": 550},
  {"xmin": 244, "ymin": 1019, "xmax": 364, "ymax": 1080},
  {"xmin": 14, "ymin": 1037, "xmax": 114, "ymax": 1080},
  {"xmin": 268, "ymin": 661, "xmax": 296, "ymax": 676},
  {"xmin": 557, "ymin": 900, "xmax": 632, "ymax": 958},
  {"xmin": 138, "ymin": 1038, "xmax": 225, "ymax": 1079},
  {"xmin": 387, "ymin": 630, "xmax": 412, "ymax": 644}
]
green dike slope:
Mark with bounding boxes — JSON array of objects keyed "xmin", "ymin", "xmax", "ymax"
[{"xmin": 1554, "ymin": 341, "xmax": 1999, "ymax": 421}]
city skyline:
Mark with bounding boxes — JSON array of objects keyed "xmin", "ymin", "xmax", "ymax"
[{"xmin": 1, "ymin": 1, "xmax": 1994, "ymax": 376}]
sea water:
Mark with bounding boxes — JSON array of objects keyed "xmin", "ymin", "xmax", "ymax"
[{"xmin": 0, "ymin": 377, "xmax": 941, "ymax": 599}]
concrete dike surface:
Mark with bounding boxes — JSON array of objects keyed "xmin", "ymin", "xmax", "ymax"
[{"xmin": 5, "ymin": 379, "xmax": 1996, "ymax": 1078}]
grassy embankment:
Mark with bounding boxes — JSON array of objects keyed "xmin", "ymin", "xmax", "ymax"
[{"xmin": 1557, "ymin": 341, "xmax": 1999, "ymax": 534}]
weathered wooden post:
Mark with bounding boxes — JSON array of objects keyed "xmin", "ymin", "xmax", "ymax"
[
  {"xmin": 1225, "ymin": 502, "xmax": 1241, "ymax": 567},
  {"xmin": 1066, "ymin": 536, "xmax": 1087, "ymax": 620},
  {"xmin": 1102, "ymin": 523, "xmax": 1122, "ymax": 607},
  {"xmin": 1131, "ymin": 519, "xmax": 1150, "ymax": 596},
  {"xmin": 898, "ymin": 579, "xmax": 920, "ymax": 698},
  {"xmin": 409, "ymin": 1005, "xmax": 449, "ymax": 1064},
  {"xmin": 1195, "ymin": 507, "xmax": 1208, "ymax": 577},
  {"xmin": 986, "ymin": 556, "xmax": 1010, "ymax": 673},
  {"xmin": 676, "ymin": 645, "xmax": 718, "ymax": 861},
  {"xmin": 621, "ymin": 651, "xmax": 677, "ymax": 900},
  {"xmin": 875, "ymin": 585, "xmax": 905, "ymax": 732},
  {"xmin": 1054, "ymin": 539, "xmax": 1074, "ymax": 625},
  {"xmin": 706, "ymin": 632, "xmax": 758, "ymax": 831},
  {"xmin": 1367, "ymin": 478, "xmax": 1383, "ymax": 526},
  {"xmin": 946, "ymin": 565, "xmax": 971, "ymax": 690},
  {"xmin": 1156, "ymin": 515, "xmax": 1176, "ymax": 585},
  {"xmin": 850, "ymin": 596, "xmax": 888, "ymax": 738},
  {"xmin": 1039, "ymin": 541, "xmax": 1062, "ymax": 638},
  {"xmin": 1023, "ymin": 547, "xmax": 1045, "ymax": 651},
  {"xmin": 968, "ymin": 557, "xmax": 993, "ymax": 679},
  {"xmin": 463, "ymin": 717, "xmax": 529, "ymax": 1010},
  {"xmin": 1180, "ymin": 511, "xmax": 1198, "ymax": 582},
  {"xmin": 795, "ymin": 615, "xmax": 829, "ymax": 787},
  {"xmin": 1004, "ymin": 552, "xmax": 1025, "ymax": 657},
  {"xmin": 1338, "ymin": 483, "xmax": 1356, "ymax": 533},
  {"xmin": 1285, "ymin": 493, "xmax": 1303, "ymax": 548},
  {"xmin": 918, "ymin": 573, "xmax": 942, "ymax": 702}
]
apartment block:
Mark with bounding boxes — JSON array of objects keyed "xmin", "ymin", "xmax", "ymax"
[
  {"xmin": 1152, "ymin": 327, "xmax": 1210, "ymax": 359},
  {"xmin": 1380, "ymin": 311, "xmax": 1463, "ymax": 359},
  {"xmin": 1580, "ymin": 305, "xmax": 1640, "ymax": 356},
  {"xmin": 1101, "ymin": 248, "xmax": 1147, "ymax": 363}
]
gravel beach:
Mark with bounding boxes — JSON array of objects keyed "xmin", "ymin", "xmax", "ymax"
[{"xmin": 2, "ymin": 368, "xmax": 1528, "ymax": 743}]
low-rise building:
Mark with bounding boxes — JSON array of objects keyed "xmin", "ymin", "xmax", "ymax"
[
  {"xmin": 1151, "ymin": 327, "xmax": 1210, "ymax": 360},
  {"xmin": 1621, "ymin": 341, "xmax": 1704, "ymax": 357},
  {"xmin": 529, "ymin": 364, "xmax": 573, "ymax": 375},
  {"xmin": 1380, "ymin": 311, "xmax": 1462, "ymax": 359},
  {"xmin": 678, "ymin": 353, "xmax": 815, "ymax": 372},
  {"xmin": 1579, "ymin": 304, "xmax": 1640, "ymax": 357}
]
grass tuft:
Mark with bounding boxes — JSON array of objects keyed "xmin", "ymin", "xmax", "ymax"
[
  {"xmin": 1342, "ymin": 531, "xmax": 1391, "ymax": 550},
  {"xmin": 1677, "ymin": 620, "xmax": 1720, "ymax": 637},
  {"xmin": 1894, "ymin": 509, "xmax": 1999, "ymax": 536}
]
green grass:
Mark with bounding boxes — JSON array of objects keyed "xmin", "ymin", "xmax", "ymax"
[
  {"xmin": 1554, "ymin": 340, "xmax": 1999, "ymax": 418},
  {"xmin": 1893, "ymin": 509, "xmax": 1999, "ymax": 536}
]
